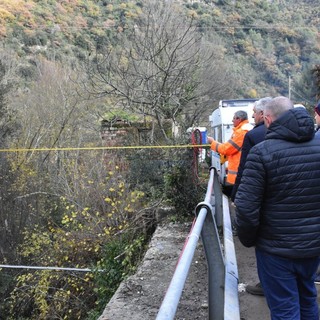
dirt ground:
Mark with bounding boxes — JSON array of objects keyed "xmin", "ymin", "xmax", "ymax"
[{"xmin": 98, "ymin": 218, "xmax": 320, "ymax": 320}]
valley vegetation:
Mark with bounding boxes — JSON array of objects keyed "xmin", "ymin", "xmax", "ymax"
[{"xmin": 0, "ymin": 0, "xmax": 319, "ymax": 319}]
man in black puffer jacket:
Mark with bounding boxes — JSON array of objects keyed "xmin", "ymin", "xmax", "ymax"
[{"xmin": 235, "ymin": 96, "xmax": 320, "ymax": 320}]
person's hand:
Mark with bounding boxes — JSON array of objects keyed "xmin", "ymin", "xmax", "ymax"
[{"xmin": 207, "ymin": 136, "xmax": 214, "ymax": 144}]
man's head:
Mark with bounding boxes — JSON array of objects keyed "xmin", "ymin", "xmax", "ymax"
[
  {"xmin": 252, "ymin": 97, "xmax": 272, "ymax": 125},
  {"xmin": 264, "ymin": 96, "xmax": 294, "ymax": 128},
  {"xmin": 232, "ymin": 110, "xmax": 248, "ymax": 127}
]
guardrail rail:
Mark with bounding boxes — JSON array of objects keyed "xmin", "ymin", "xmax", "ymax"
[{"xmin": 156, "ymin": 166, "xmax": 240, "ymax": 320}]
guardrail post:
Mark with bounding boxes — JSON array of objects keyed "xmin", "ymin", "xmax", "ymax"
[
  {"xmin": 213, "ymin": 168, "xmax": 223, "ymax": 227},
  {"xmin": 200, "ymin": 206, "xmax": 225, "ymax": 320}
]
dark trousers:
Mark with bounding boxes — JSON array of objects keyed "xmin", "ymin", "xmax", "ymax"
[
  {"xmin": 222, "ymin": 184, "xmax": 233, "ymax": 198},
  {"xmin": 256, "ymin": 248, "xmax": 320, "ymax": 320}
]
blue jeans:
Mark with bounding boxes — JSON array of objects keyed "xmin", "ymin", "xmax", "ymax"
[{"xmin": 256, "ymin": 248, "xmax": 320, "ymax": 320}]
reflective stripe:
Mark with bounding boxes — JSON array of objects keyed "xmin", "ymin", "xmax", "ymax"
[
  {"xmin": 215, "ymin": 143, "xmax": 220, "ymax": 152},
  {"xmin": 228, "ymin": 170, "xmax": 238, "ymax": 175},
  {"xmin": 227, "ymin": 139, "xmax": 241, "ymax": 151}
]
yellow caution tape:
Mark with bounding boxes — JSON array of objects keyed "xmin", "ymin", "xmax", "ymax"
[{"xmin": 0, "ymin": 144, "xmax": 211, "ymax": 153}]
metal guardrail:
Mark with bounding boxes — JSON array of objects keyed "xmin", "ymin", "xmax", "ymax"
[{"xmin": 156, "ymin": 167, "xmax": 240, "ymax": 320}]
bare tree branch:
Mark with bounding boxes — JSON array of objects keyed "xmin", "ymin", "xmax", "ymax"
[{"xmin": 83, "ymin": 0, "xmax": 235, "ymax": 140}]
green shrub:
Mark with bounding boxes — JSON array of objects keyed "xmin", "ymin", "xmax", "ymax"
[
  {"xmin": 93, "ymin": 233, "xmax": 147, "ymax": 313},
  {"xmin": 164, "ymin": 148, "xmax": 203, "ymax": 217}
]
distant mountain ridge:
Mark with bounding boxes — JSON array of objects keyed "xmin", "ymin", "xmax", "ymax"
[{"xmin": 0, "ymin": 0, "xmax": 319, "ymax": 101}]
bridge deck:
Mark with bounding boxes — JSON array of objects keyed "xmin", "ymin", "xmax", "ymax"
[{"xmin": 99, "ymin": 218, "xmax": 320, "ymax": 319}]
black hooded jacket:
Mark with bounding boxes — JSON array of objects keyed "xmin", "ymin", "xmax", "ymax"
[{"xmin": 235, "ymin": 107, "xmax": 320, "ymax": 258}]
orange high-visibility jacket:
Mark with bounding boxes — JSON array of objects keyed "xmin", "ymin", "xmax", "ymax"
[{"xmin": 210, "ymin": 120, "xmax": 253, "ymax": 184}]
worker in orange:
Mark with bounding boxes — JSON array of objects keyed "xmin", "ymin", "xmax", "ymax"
[{"xmin": 207, "ymin": 110, "xmax": 253, "ymax": 196}]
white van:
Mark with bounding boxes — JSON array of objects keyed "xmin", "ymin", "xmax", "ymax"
[{"xmin": 208, "ymin": 99, "xmax": 257, "ymax": 185}]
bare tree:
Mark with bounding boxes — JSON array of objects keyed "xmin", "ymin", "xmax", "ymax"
[
  {"xmin": 0, "ymin": 49, "xmax": 20, "ymax": 144},
  {"xmin": 1, "ymin": 58, "xmax": 102, "ymax": 262},
  {"xmin": 0, "ymin": 50, "xmax": 23, "ymax": 260},
  {"xmin": 84, "ymin": 0, "xmax": 234, "ymax": 141}
]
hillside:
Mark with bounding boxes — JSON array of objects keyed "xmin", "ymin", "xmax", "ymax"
[
  {"xmin": 0, "ymin": 1, "xmax": 319, "ymax": 319},
  {"xmin": 0, "ymin": 0, "xmax": 319, "ymax": 104}
]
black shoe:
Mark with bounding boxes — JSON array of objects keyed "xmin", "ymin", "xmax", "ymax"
[{"xmin": 246, "ymin": 282, "xmax": 264, "ymax": 296}]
